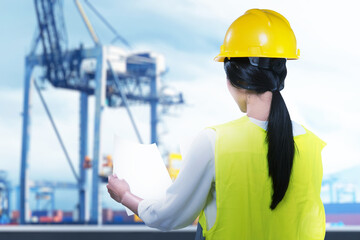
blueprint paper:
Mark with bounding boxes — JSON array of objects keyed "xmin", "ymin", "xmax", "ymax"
[{"xmin": 113, "ymin": 135, "xmax": 172, "ymax": 215}]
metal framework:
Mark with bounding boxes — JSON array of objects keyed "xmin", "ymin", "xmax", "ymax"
[
  {"xmin": 20, "ymin": 0, "xmax": 183, "ymax": 224},
  {"xmin": 322, "ymin": 177, "xmax": 357, "ymax": 204},
  {"xmin": 30, "ymin": 181, "xmax": 79, "ymax": 218},
  {"xmin": 0, "ymin": 171, "xmax": 10, "ymax": 224}
]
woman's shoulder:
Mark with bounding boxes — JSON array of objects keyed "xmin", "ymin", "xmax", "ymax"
[
  {"xmin": 293, "ymin": 122, "xmax": 326, "ymax": 149},
  {"xmin": 292, "ymin": 121, "xmax": 306, "ymax": 137}
]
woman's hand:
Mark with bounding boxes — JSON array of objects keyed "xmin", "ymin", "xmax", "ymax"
[{"xmin": 107, "ymin": 174, "xmax": 130, "ymax": 204}]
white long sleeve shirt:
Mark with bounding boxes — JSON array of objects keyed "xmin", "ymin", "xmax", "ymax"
[{"xmin": 138, "ymin": 117, "xmax": 306, "ymax": 231}]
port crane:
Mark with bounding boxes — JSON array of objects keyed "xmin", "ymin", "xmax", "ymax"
[{"xmin": 20, "ymin": 0, "xmax": 183, "ymax": 224}]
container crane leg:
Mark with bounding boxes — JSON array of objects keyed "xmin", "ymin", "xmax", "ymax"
[
  {"xmin": 79, "ymin": 91, "xmax": 88, "ymax": 223},
  {"xmin": 20, "ymin": 62, "xmax": 34, "ymax": 224},
  {"xmin": 150, "ymin": 64, "xmax": 158, "ymax": 144},
  {"xmin": 90, "ymin": 46, "xmax": 106, "ymax": 224}
]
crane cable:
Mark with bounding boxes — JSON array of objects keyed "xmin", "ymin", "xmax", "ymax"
[{"xmin": 74, "ymin": 0, "xmax": 100, "ymax": 45}]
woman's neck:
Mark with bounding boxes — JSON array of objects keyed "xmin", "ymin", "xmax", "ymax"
[{"xmin": 246, "ymin": 91, "xmax": 272, "ymax": 121}]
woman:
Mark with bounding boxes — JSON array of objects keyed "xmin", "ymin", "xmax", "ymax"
[{"xmin": 107, "ymin": 9, "xmax": 326, "ymax": 239}]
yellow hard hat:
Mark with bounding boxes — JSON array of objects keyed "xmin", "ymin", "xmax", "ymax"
[{"xmin": 214, "ymin": 9, "xmax": 300, "ymax": 62}]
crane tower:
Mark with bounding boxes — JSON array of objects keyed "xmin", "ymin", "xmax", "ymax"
[{"xmin": 20, "ymin": 0, "xmax": 183, "ymax": 224}]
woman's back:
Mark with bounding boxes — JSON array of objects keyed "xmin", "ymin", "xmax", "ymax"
[
  {"xmin": 199, "ymin": 116, "xmax": 326, "ymax": 240},
  {"xmin": 106, "ymin": 8, "xmax": 327, "ymax": 240}
]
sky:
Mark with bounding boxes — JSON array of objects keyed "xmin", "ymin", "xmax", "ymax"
[{"xmin": 0, "ymin": 0, "xmax": 359, "ymax": 212}]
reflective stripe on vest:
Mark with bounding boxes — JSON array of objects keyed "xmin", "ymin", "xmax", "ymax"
[{"xmin": 199, "ymin": 116, "xmax": 326, "ymax": 240}]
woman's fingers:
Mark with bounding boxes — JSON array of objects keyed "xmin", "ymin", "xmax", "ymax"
[
  {"xmin": 106, "ymin": 176, "xmax": 131, "ymax": 203},
  {"xmin": 108, "ymin": 174, "xmax": 121, "ymax": 185},
  {"xmin": 107, "ymin": 185, "xmax": 118, "ymax": 201}
]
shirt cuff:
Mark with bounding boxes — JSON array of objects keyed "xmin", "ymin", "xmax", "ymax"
[{"xmin": 137, "ymin": 199, "xmax": 156, "ymax": 223}]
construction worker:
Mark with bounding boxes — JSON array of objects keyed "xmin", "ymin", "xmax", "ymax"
[{"xmin": 107, "ymin": 9, "xmax": 326, "ymax": 239}]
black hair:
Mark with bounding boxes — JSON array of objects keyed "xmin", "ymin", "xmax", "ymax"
[{"xmin": 224, "ymin": 57, "xmax": 295, "ymax": 210}]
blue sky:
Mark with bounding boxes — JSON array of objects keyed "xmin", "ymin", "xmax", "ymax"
[{"xmin": 1, "ymin": 0, "xmax": 359, "ymax": 212}]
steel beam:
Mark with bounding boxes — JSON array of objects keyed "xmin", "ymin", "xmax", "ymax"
[
  {"xmin": 20, "ymin": 61, "xmax": 34, "ymax": 224},
  {"xmin": 34, "ymin": 81, "xmax": 80, "ymax": 182},
  {"xmin": 90, "ymin": 46, "xmax": 106, "ymax": 224},
  {"xmin": 107, "ymin": 60, "xmax": 143, "ymax": 144},
  {"xmin": 150, "ymin": 63, "xmax": 158, "ymax": 144},
  {"xmin": 79, "ymin": 91, "xmax": 88, "ymax": 223}
]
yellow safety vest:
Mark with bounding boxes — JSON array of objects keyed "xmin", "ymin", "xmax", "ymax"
[{"xmin": 199, "ymin": 116, "xmax": 326, "ymax": 240}]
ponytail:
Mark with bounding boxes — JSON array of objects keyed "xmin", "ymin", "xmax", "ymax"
[
  {"xmin": 224, "ymin": 57, "xmax": 295, "ymax": 210},
  {"xmin": 267, "ymin": 90, "xmax": 295, "ymax": 210}
]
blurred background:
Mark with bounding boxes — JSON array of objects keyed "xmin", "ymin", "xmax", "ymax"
[{"xmin": 0, "ymin": 0, "xmax": 359, "ymax": 238}]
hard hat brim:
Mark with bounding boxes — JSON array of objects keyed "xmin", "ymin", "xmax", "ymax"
[{"xmin": 214, "ymin": 53, "xmax": 300, "ymax": 62}]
